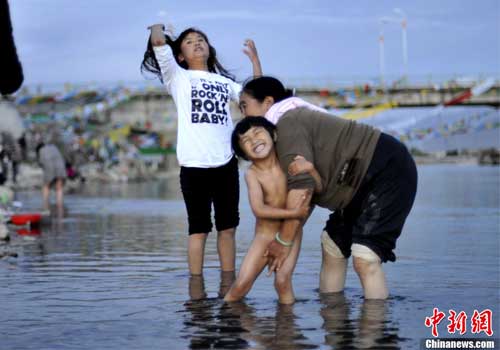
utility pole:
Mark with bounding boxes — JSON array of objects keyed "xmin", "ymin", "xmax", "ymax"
[
  {"xmin": 394, "ymin": 8, "xmax": 409, "ymax": 83},
  {"xmin": 378, "ymin": 18, "xmax": 388, "ymax": 89}
]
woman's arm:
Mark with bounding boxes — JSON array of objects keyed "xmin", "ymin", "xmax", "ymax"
[
  {"xmin": 243, "ymin": 39, "xmax": 262, "ymax": 78},
  {"xmin": 288, "ymin": 156, "xmax": 323, "ymax": 193},
  {"xmin": 246, "ymin": 171, "xmax": 308, "ymax": 220}
]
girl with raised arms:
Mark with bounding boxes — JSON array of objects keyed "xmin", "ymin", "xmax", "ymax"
[{"xmin": 141, "ymin": 22, "xmax": 262, "ymax": 279}]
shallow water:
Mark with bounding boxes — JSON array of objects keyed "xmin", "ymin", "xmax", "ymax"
[{"xmin": 1, "ymin": 164, "xmax": 499, "ymax": 349}]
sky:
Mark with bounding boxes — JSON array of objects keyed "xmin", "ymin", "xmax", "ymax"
[{"xmin": 8, "ymin": 0, "xmax": 500, "ymax": 88}]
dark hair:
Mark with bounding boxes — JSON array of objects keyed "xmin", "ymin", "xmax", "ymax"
[
  {"xmin": 231, "ymin": 117, "xmax": 276, "ymax": 161},
  {"xmin": 141, "ymin": 27, "xmax": 235, "ymax": 83},
  {"xmin": 241, "ymin": 76, "xmax": 294, "ymax": 103}
]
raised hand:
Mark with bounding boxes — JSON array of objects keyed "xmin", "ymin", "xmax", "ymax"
[
  {"xmin": 243, "ymin": 39, "xmax": 262, "ymax": 77},
  {"xmin": 148, "ymin": 24, "xmax": 167, "ymax": 46},
  {"xmin": 243, "ymin": 39, "xmax": 258, "ymax": 61}
]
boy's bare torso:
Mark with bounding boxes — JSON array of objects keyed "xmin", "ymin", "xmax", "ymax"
[{"xmin": 248, "ymin": 163, "xmax": 287, "ymax": 235}]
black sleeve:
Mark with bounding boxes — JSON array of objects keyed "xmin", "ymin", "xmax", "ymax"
[{"xmin": 0, "ymin": 0, "xmax": 24, "ymax": 95}]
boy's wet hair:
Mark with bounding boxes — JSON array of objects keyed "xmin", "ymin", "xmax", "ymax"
[
  {"xmin": 231, "ymin": 117, "xmax": 276, "ymax": 161},
  {"xmin": 242, "ymin": 76, "xmax": 294, "ymax": 103},
  {"xmin": 141, "ymin": 27, "xmax": 235, "ymax": 83}
]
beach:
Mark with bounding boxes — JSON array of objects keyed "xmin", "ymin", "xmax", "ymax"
[{"xmin": 2, "ymin": 1, "xmax": 499, "ymax": 348}]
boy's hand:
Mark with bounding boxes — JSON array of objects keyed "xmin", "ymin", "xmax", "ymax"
[
  {"xmin": 264, "ymin": 240, "xmax": 291, "ymax": 276},
  {"xmin": 293, "ymin": 204, "xmax": 309, "ymax": 219},
  {"xmin": 293, "ymin": 193, "xmax": 309, "ymax": 218},
  {"xmin": 243, "ymin": 39, "xmax": 259, "ymax": 63},
  {"xmin": 288, "ymin": 155, "xmax": 313, "ymax": 176}
]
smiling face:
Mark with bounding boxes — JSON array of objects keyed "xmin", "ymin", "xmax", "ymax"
[
  {"xmin": 238, "ymin": 126, "xmax": 275, "ymax": 161},
  {"xmin": 239, "ymin": 92, "xmax": 274, "ymax": 117},
  {"xmin": 178, "ymin": 32, "xmax": 210, "ymax": 67}
]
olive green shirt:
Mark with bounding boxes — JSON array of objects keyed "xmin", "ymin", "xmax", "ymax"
[{"xmin": 275, "ymin": 107, "xmax": 381, "ymax": 210}]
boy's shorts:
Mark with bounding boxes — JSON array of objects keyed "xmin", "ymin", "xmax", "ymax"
[
  {"xmin": 180, "ymin": 156, "xmax": 240, "ymax": 234},
  {"xmin": 324, "ymin": 133, "xmax": 418, "ymax": 263}
]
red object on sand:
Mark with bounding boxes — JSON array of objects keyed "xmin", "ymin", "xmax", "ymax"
[
  {"xmin": 10, "ymin": 213, "xmax": 42, "ymax": 226},
  {"xmin": 17, "ymin": 228, "xmax": 41, "ymax": 235}
]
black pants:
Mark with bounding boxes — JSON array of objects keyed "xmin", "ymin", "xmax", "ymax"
[{"xmin": 180, "ymin": 156, "xmax": 240, "ymax": 234}]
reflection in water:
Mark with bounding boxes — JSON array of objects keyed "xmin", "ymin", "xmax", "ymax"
[
  {"xmin": 189, "ymin": 275, "xmax": 207, "ymax": 301},
  {"xmin": 248, "ymin": 303, "xmax": 316, "ymax": 350},
  {"xmin": 1, "ymin": 166, "xmax": 498, "ymax": 350},
  {"xmin": 183, "ymin": 299, "xmax": 251, "ymax": 349},
  {"xmin": 182, "ymin": 300, "xmax": 318, "ymax": 350},
  {"xmin": 188, "ymin": 271, "xmax": 235, "ymax": 301},
  {"xmin": 224, "ymin": 302, "xmax": 316, "ymax": 350},
  {"xmin": 184, "ymin": 275, "xmax": 249, "ymax": 349},
  {"xmin": 16, "ymin": 203, "xmax": 69, "ymax": 260},
  {"xmin": 15, "ymin": 225, "xmax": 46, "ymax": 259},
  {"xmin": 355, "ymin": 300, "xmax": 400, "ymax": 349},
  {"xmin": 320, "ymin": 293, "xmax": 401, "ymax": 349},
  {"xmin": 320, "ymin": 293, "xmax": 355, "ymax": 348},
  {"xmin": 193, "ymin": 301, "xmax": 317, "ymax": 349},
  {"xmin": 218, "ymin": 270, "xmax": 236, "ymax": 298},
  {"xmin": 48, "ymin": 202, "xmax": 65, "ymax": 220},
  {"xmin": 184, "ymin": 274, "xmax": 316, "ymax": 349}
]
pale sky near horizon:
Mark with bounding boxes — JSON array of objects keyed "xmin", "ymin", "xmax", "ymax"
[{"xmin": 8, "ymin": 0, "xmax": 500, "ymax": 88}]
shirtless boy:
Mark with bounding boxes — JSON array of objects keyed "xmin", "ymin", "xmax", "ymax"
[{"xmin": 224, "ymin": 117, "xmax": 320, "ymax": 304}]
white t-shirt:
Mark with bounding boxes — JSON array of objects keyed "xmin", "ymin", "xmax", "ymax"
[{"xmin": 153, "ymin": 45, "xmax": 241, "ymax": 168}]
